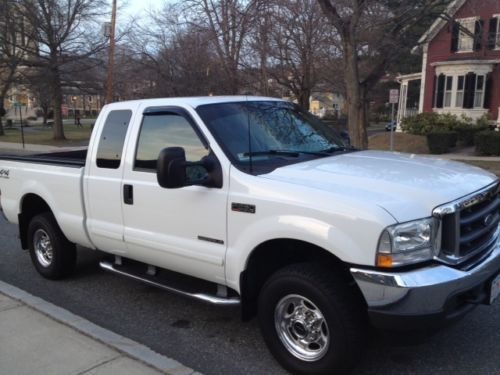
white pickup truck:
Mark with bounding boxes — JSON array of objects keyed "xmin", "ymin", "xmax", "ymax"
[{"xmin": 0, "ymin": 96, "xmax": 499, "ymax": 374}]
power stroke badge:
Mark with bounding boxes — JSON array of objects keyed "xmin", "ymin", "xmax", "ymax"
[{"xmin": 0, "ymin": 169, "xmax": 10, "ymax": 179}]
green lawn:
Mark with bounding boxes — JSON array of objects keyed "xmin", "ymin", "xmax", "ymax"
[{"xmin": 0, "ymin": 124, "xmax": 92, "ymax": 146}]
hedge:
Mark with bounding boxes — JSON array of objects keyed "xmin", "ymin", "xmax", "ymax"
[
  {"xmin": 427, "ymin": 131, "xmax": 458, "ymax": 154},
  {"xmin": 455, "ymin": 125, "xmax": 488, "ymax": 146},
  {"xmin": 475, "ymin": 131, "xmax": 500, "ymax": 155}
]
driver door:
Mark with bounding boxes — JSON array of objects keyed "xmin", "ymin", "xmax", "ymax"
[{"xmin": 121, "ymin": 107, "xmax": 227, "ymax": 284}]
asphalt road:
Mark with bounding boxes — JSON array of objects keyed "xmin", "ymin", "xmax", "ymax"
[{"xmin": 0, "ymin": 216, "xmax": 499, "ymax": 375}]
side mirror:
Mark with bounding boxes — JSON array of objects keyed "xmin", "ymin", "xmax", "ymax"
[
  {"xmin": 157, "ymin": 147, "xmax": 187, "ymax": 189},
  {"xmin": 156, "ymin": 147, "xmax": 223, "ymax": 189}
]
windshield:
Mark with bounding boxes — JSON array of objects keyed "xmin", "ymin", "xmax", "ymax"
[{"xmin": 196, "ymin": 101, "xmax": 348, "ymax": 174}]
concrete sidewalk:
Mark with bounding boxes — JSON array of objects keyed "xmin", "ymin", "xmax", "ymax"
[{"xmin": 0, "ymin": 281, "xmax": 197, "ymax": 375}]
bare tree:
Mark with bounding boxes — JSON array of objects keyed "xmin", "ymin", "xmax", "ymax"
[
  {"xmin": 184, "ymin": 0, "xmax": 260, "ymax": 94},
  {"xmin": 11, "ymin": 0, "xmax": 107, "ymax": 140},
  {"xmin": 266, "ymin": 0, "xmax": 335, "ymax": 110},
  {"xmin": 128, "ymin": 2, "xmax": 228, "ymax": 97},
  {"xmin": 318, "ymin": 0, "xmax": 453, "ymax": 148},
  {"xmin": 0, "ymin": 0, "xmax": 26, "ymax": 136}
]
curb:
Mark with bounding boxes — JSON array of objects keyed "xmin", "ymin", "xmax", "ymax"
[{"xmin": 0, "ymin": 280, "xmax": 199, "ymax": 375}]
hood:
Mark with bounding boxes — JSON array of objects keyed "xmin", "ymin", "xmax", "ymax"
[{"xmin": 262, "ymin": 150, "xmax": 497, "ymax": 222}]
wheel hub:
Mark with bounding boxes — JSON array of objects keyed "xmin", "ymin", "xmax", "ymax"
[
  {"xmin": 275, "ymin": 294, "xmax": 330, "ymax": 362},
  {"xmin": 33, "ymin": 229, "xmax": 53, "ymax": 267}
]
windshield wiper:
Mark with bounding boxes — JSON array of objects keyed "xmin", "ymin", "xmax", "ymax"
[
  {"xmin": 243, "ymin": 150, "xmax": 300, "ymax": 157},
  {"xmin": 320, "ymin": 146, "xmax": 352, "ymax": 153},
  {"xmin": 243, "ymin": 147, "xmax": 350, "ymax": 159}
]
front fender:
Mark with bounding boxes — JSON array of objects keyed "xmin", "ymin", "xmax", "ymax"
[{"xmin": 224, "ymin": 212, "xmax": 390, "ymax": 292}]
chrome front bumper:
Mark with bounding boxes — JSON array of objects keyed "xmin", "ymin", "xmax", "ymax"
[{"xmin": 351, "ymin": 237, "xmax": 500, "ymax": 328}]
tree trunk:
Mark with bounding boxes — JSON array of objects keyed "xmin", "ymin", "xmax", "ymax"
[
  {"xmin": 0, "ymin": 97, "xmax": 4, "ymax": 136},
  {"xmin": 297, "ymin": 89, "xmax": 311, "ymax": 111},
  {"xmin": 51, "ymin": 67, "xmax": 66, "ymax": 140},
  {"xmin": 343, "ymin": 39, "xmax": 368, "ymax": 149}
]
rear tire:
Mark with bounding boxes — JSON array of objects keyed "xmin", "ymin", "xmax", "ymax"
[
  {"xmin": 258, "ymin": 263, "xmax": 366, "ymax": 375},
  {"xmin": 28, "ymin": 212, "xmax": 76, "ymax": 279}
]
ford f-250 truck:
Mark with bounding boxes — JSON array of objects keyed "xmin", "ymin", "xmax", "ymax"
[{"xmin": 0, "ymin": 96, "xmax": 499, "ymax": 374}]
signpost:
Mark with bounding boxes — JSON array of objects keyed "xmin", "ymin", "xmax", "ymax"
[
  {"xmin": 61, "ymin": 104, "xmax": 69, "ymax": 117},
  {"xmin": 14, "ymin": 102, "xmax": 25, "ymax": 149},
  {"xmin": 389, "ymin": 89, "xmax": 399, "ymax": 151}
]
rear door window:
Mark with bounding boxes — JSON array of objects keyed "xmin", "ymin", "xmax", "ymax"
[{"xmin": 96, "ymin": 110, "xmax": 132, "ymax": 169}]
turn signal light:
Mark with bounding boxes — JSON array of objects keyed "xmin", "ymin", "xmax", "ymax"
[{"xmin": 377, "ymin": 254, "xmax": 393, "ymax": 268}]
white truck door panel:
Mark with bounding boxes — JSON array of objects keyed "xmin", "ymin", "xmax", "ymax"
[
  {"xmin": 85, "ymin": 109, "xmax": 134, "ymax": 253},
  {"xmin": 121, "ymin": 108, "xmax": 227, "ymax": 284}
]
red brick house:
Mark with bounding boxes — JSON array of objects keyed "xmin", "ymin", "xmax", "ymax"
[{"xmin": 397, "ymin": 0, "xmax": 500, "ymax": 126}]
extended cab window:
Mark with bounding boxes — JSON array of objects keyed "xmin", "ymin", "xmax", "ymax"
[
  {"xmin": 134, "ymin": 113, "xmax": 208, "ymax": 172},
  {"xmin": 96, "ymin": 110, "xmax": 132, "ymax": 169}
]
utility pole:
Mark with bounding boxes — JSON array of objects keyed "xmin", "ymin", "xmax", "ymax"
[{"xmin": 105, "ymin": 0, "xmax": 117, "ymax": 104}]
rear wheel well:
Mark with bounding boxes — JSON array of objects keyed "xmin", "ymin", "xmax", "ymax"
[
  {"xmin": 19, "ymin": 194, "xmax": 52, "ymax": 249},
  {"xmin": 240, "ymin": 239, "xmax": 359, "ymax": 321}
]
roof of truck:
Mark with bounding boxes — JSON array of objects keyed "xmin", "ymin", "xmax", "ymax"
[{"xmin": 104, "ymin": 96, "xmax": 284, "ymax": 109}]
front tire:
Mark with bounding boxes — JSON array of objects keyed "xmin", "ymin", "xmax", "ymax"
[
  {"xmin": 28, "ymin": 213, "xmax": 76, "ymax": 279},
  {"xmin": 258, "ymin": 263, "xmax": 366, "ymax": 375}
]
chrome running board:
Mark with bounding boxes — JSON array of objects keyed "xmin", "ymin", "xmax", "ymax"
[{"xmin": 99, "ymin": 261, "xmax": 240, "ymax": 306}]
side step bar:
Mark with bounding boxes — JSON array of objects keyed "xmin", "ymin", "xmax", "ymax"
[{"xmin": 99, "ymin": 261, "xmax": 240, "ymax": 306}]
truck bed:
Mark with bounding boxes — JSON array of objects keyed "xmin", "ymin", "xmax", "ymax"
[
  {"xmin": 0, "ymin": 149, "xmax": 87, "ymax": 167},
  {"xmin": 0, "ymin": 149, "xmax": 93, "ymax": 249}
]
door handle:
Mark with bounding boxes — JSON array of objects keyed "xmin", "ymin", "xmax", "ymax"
[{"xmin": 123, "ymin": 184, "xmax": 133, "ymax": 205}]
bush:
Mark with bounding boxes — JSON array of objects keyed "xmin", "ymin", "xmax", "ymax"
[
  {"xmin": 455, "ymin": 124, "xmax": 489, "ymax": 146},
  {"xmin": 447, "ymin": 131, "xmax": 458, "ymax": 148},
  {"xmin": 401, "ymin": 112, "xmax": 467, "ymax": 136},
  {"xmin": 475, "ymin": 131, "xmax": 500, "ymax": 155},
  {"xmin": 475, "ymin": 113, "xmax": 491, "ymax": 128},
  {"xmin": 427, "ymin": 131, "xmax": 458, "ymax": 154}
]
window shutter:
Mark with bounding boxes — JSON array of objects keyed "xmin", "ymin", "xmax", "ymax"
[
  {"xmin": 451, "ymin": 21, "xmax": 459, "ymax": 52},
  {"xmin": 483, "ymin": 73, "xmax": 492, "ymax": 109},
  {"xmin": 436, "ymin": 74, "xmax": 445, "ymax": 108},
  {"xmin": 432, "ymin": 75, "xmax": 437, "ymax": 108},
  {"xmin": 487, "ymin": 18, "xmax": 498, "ymax": 50},
  {"xmin": 463, "ymin": 72, "xmax": 476, "ymax": 109},
  {"xmin": 474, "ymin": 19, "xmax": 483, "ymax": 51}
]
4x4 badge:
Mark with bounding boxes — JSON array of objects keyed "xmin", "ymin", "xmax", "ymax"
[{"xmin": 0, "ymin": 169, "xmax": 9, "ymax": 178}]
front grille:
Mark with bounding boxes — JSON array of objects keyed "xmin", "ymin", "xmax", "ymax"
[{"xmin": 437, "ymin": 181, "xmax": 499, "ymax": 264}]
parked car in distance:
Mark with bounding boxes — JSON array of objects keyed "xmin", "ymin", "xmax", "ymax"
[{"xmin": 385, "ymin": 120, "xmax": 397, "ymax": 131}]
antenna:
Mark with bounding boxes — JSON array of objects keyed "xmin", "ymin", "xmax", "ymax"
[{"xmin": 246, "ymin": 95, "xmax": 253, "ymax": 174}]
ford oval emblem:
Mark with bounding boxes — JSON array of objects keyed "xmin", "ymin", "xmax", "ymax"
[{"xmin": 483, "ymin": 214, "xmax": 494, "ymax": 227}]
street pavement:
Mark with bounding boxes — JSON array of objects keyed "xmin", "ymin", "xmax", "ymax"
[{"xmin": 0, "ymin": 215, "xmax": 499, "ymax": 375}]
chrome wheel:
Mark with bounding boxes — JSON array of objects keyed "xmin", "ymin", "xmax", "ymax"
[
  {"xmin": 33, "ymin": 229, "xmax": 53, "ymax": 267},
  {"xmin": 274, "ymin": 294, "xmax": 330, "ymax": 362}
]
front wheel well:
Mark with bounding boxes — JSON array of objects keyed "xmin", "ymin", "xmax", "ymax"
[
  {"xmin": 19, "ymin": 194, "xmax": 52, "ymax": 249},
  {"xmin": 240, "ymin": 239, "xmax": 358, "ymax": 321}
]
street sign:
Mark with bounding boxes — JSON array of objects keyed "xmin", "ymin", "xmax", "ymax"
[
  {"xmin": 61, "ymin": 104, "xmax": 69, "ymax": 116},
  {"xmin": 389, "ymin": 89, "xmax": 399, "ymax": 104}
]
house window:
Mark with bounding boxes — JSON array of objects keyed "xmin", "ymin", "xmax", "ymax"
[
  {"xmin": 455, "ymin": 75, "xmax": 465, "ymax": 107},
  {"xmin": 488, "ymin": 16, "xmax": 500, "ymax": 49},
  {"xmin": 444, "ymin": 76, "xmax": 453, "ymax": 107},
  {"xmin": 497, "ymin": 19, "xmax": 500, "ymax": 48},
  {"xmin": 458, "ymin": 19, "xmax": 475, "ymax": 51},
  {"xmin": 474, "ymin": 75, "xmax": 485, "ymax": 108}
]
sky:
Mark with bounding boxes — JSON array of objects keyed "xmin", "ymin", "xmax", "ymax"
[{"xmin": 122, "ymin": 0, "xmax": 164, "ymax": 19}]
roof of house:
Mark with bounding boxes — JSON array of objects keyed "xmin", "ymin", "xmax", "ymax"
[{"xmin": 416, "ymin": 0, "xmax": 467, "ymax": 46}]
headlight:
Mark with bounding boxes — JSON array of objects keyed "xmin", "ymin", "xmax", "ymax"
[{"xmin": 376, "ymin": 217, "xmax": 438, "ymax": 267}]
